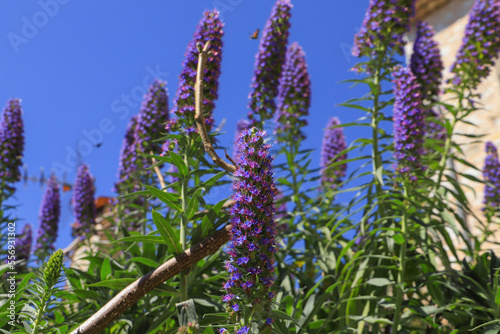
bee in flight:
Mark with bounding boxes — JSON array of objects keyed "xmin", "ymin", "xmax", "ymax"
[{"xmin": 250, "ymin": 28, "xmax": 260, "ymax": 40}]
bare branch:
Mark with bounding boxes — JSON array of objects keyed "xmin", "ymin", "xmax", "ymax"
[
  {"xmin": 225, "ymin": 149, "xmax": 238, "ymax": 168},
  {"xmin": 194, "ymin": 41, "xmax": 236, "ymax": 173},
  {"xmin": 150, "ymin": 152, "xmax": 166, "ymax": 190},
  {"xmin": 70, "ymin": 224, "xmax": 232, "ymax": 334}
]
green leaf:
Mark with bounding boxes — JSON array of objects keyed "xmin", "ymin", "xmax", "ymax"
[
  {"xmin": 366, "ymin": 278, "xmax": 393, "ymax": 287},
  {"xmin": 185, "ymin": 188, "xmax": 204, "ymax": 220},
  {"xmin": 169, "ymin": 151, "xmax": 188, "ymax": 177},
  {"xmin": 100, "ymin": 257, "xmax": 111, "ymax": 281},
  {"xmin": 152, "ymin": 210, "xmax": 182, "ymax": 255},
  {"xmin": 202, "ymin": 171, "xmax": 226, "ymax": 188},
  {"xmin": 130, "ymin": 257, "xmax": 160, "ymax": 268},
  {"xmin": 144, "ymin": 184, "xmax": 182, "ymax": 212},
  {"xmin": 114, "ymin": 235, "xmax": 166, "ymax": 244},
  {"xmin": 72, "ymin": 289, "xmax": 105, "ymax": 300},
  {"xmin": 375, "ymin": 165, "xmax": 384, "ymax": 186},
  {"xmin": 87, "ymin": 278, "xmax": 136, "ymax": 289},
  {"xmin": 392, "ymin": 234, "xmax": 405, "ymax": 245},
  {"xmin": 272, "ymin": 309, "xmax": 302, "ymax": 329}
]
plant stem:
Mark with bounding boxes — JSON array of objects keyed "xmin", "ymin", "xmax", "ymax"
[
  {"xmin": 32, "ymin": 290, "xmax": 50, "ymax": 334},
  {"xmin": 179, "ymin": 150, "xmax": 189, "ymax": 302},
  {"xmin": 371, "ymin": 55, "xmax": 387, "ymax": 220},
  {"xmin": 432, "ymin": 88, "xmax": 466, "ymax": 197},
  {"xmin": 393, "ymin": 183, "xmax": 408, "ymax": 332},
  {"xmin": 432, "ymin": 117, "xmax": 456, "ymax": 196}
]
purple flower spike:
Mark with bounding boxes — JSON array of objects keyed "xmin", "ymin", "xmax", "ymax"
[
  {"xmin": 451, "ymin": 0, "xmax": 500, "ymax": 88},
  {"xmin": 483, "ymin": 141, "xmax": 500, "ymax": 216},
  {"xmin": 247, "ymin": 0, "xmax": 292, "ymax": 125},
  {"xmin": 409, "ymin": 22, "xmax": 446, "ymax": 146},
  {"xmin": 115, "ymin": 116, "xmax": 139, "ymax": 194},
  {"xmin": 171, "ymin": 10, "xmax": 224, "ymax": 133},
  {"xmin": 134, "ymin": 79, "xmax": 169, "ymax": 160},
  {"xmin": 320, "ymin": 117, "xmax": 347, "ymax": 189},
  {"xmin": 233, "ymin": 120, "xmax": 250, "ymax": 160},
  {"xmin": 35, "ymin": 177, "xmax": 61, "ymax": 259},
  {"xmin": 392, "ymin": 66, "xmax": 425, "ymax": 180},
  {"xmin": 223, "ymin": 128, "xmax": 277, "ymax": 332},
  {"xmin": 72, "ymin": 164, "xmax": 96, "ymax": 238},
  {"xmin": 17, "ymin": 223, "xmax": 33, "ymax": 265},
  {"xmin": 0, "ymin": 98, "xmax": 25, "ymax": 187},
  {"xmin": 410, "ymin": 21, "xmax": 443, "ymax": 102},
  {"xmin": 353, "ymin": 0, "xmax": 415, "ymax": 58},
  {"xmin": 275, "ymin": 42, "xmax": 311, "ymax": 142}
]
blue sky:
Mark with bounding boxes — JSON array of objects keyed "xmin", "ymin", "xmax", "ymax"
[{"xmin": 0, "ymin": 1, "xmax": 370, "ymax": 253}]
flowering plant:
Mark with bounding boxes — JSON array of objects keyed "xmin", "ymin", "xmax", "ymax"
[{"xmin": 2, "ymin": 1, "xmax": 500, "ymax": 333}]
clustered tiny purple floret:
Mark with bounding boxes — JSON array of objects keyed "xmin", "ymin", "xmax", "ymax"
[
  {"xmin": 134, "ymin": 79, "xmax": 169, "ymax": 167},
  {"xmin": 275, "ymin": 42, "xmax": 311, "ymax": 141},
  {"xmin": 115, "ymin": 116, "xmax": 139, "ymax": 194},
  {"xmin": 409, "ymin": 21, "xmax": 446, "ymax": 145},
  {"xmin": 233, "ymin": 120, "xmax": 250, "ymax": 161},
  {"xmin": 170, "ymin": 10, "xmax": 224, "ymax": 134},
  {"xmin": 451, "ymin": 0, "xmax": 500, "ymax": 88},
  {"xmin": 392, "ymin": 66, "xmax": 425, "ymax": 180},
  {"xmin": 222, "ymin": 128, "xmax": 277, "ymax": 334},
  {"xmin": 353, "ymin": 0, "xmax": 415, "ymax": 58},
  {"xmin": 17, "ymin": 223, "xmax": 33, "ymax": 265},
  {"xmin": 320, "ymin": 117, "xmax": 347, "ymax": 189},
  {"xmin": 483, "ymin": 142, "xmax": 500, "ymax": 214},
  {"xmin": 72, "ymin": 164, "xmax": 96, "ymax": 238},
  {"xmin": 410, "ymin": 21, "xmax": 443, "ymax": 102},
  {"xmin": 35, "ymin": 177, "xmax": 61, "ymax": 257},
  {"xmin": 247, "ymin": 0, "xmax": 292, "ymax": 125},
  {"xmin": 0, "ymin": 98, "xmax": 24, "ymax": 187}
]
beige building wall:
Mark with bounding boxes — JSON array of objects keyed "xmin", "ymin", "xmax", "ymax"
[{"xmin": 410, "ymin": 0, "xmax": 500, "ymax": 256}]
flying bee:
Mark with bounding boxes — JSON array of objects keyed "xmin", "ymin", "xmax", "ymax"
[{"xmin": 250, "ymin": 28, "xmax": 260, "ymax": 40}]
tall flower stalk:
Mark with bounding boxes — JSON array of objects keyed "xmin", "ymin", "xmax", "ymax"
[
  {"xmin": 0, "ymin": 98, "xmax": 25, "ymax": 208},
  {"xmin": 410, "ymin": 21, "xmax": 447, "ymax": 148},
  {"xmin": 352, "ymin": 0, "xmax": 415, "ymax": 214},
  {"xmin": 483, "ymin": 141, "xmax": 500, "ymax": 219},
  {"xmin": 410, "ymin": 21, "xmax": 443, "ymax": 102},
  {"xmin": 115, "ymin": 116, "xmax": 139, "ymax": 195},
  {"xmin": 72, "ymin": 164, "xmax": 96, "ymax": 239},
  {"xmin": 391, "ymin": 65, "xmax": 426, "ymax": 330},
  {"xmin": 247, "ymin": 0, "xmax": 292, "ymax": 127},
  {"xmin": 134, "ymin": 79, "xmax": 169, "ymax": 162},
  {"xmin": 392, "ymin": 66, "xmax": 425, "ymax": 181},
  {"xmin": 31, "ymin": 249, "xmax": 64, "ymax": 334},
  {"xmin": 222, "ymin": 128, "xmax": 277, "ymax": 334},
  {"xmin": 320, "ymin": 117, "xmax": 347, "ymax": 189},
  {"xmin": 170, "ymin": 10, "xmax": 224, "ymax": 134},
  {"xmin": 450, "ymin": 0, "xmax": 500, "ymax": 89},
  {"xmin": 116, "ymin": 80, "xmax": 168, "ymax": 194},
  {"xmin": 167, "ymin": 9, "xmax": 225, "ymax": 304},
  {"xmin": 17, "ymin": 223, "xmax": 33, "ymax": 266},
  {"xmin": 435, "ymin": 0, "xmax": 500, "ymax": 194},
  {"xmin": 353, "ymin": 0, "xmax": 415, "ymax": 69},
  {"xmin": 274, "ymin": 42, "xmax": 310, "ymax": 143},
  {"xmin": 35, "ymin": 177, "xmax": 61, "ymax": 262},
  {"xmin": 348, "ymin": 1, "xmax": 415, "ymax": 331}
]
